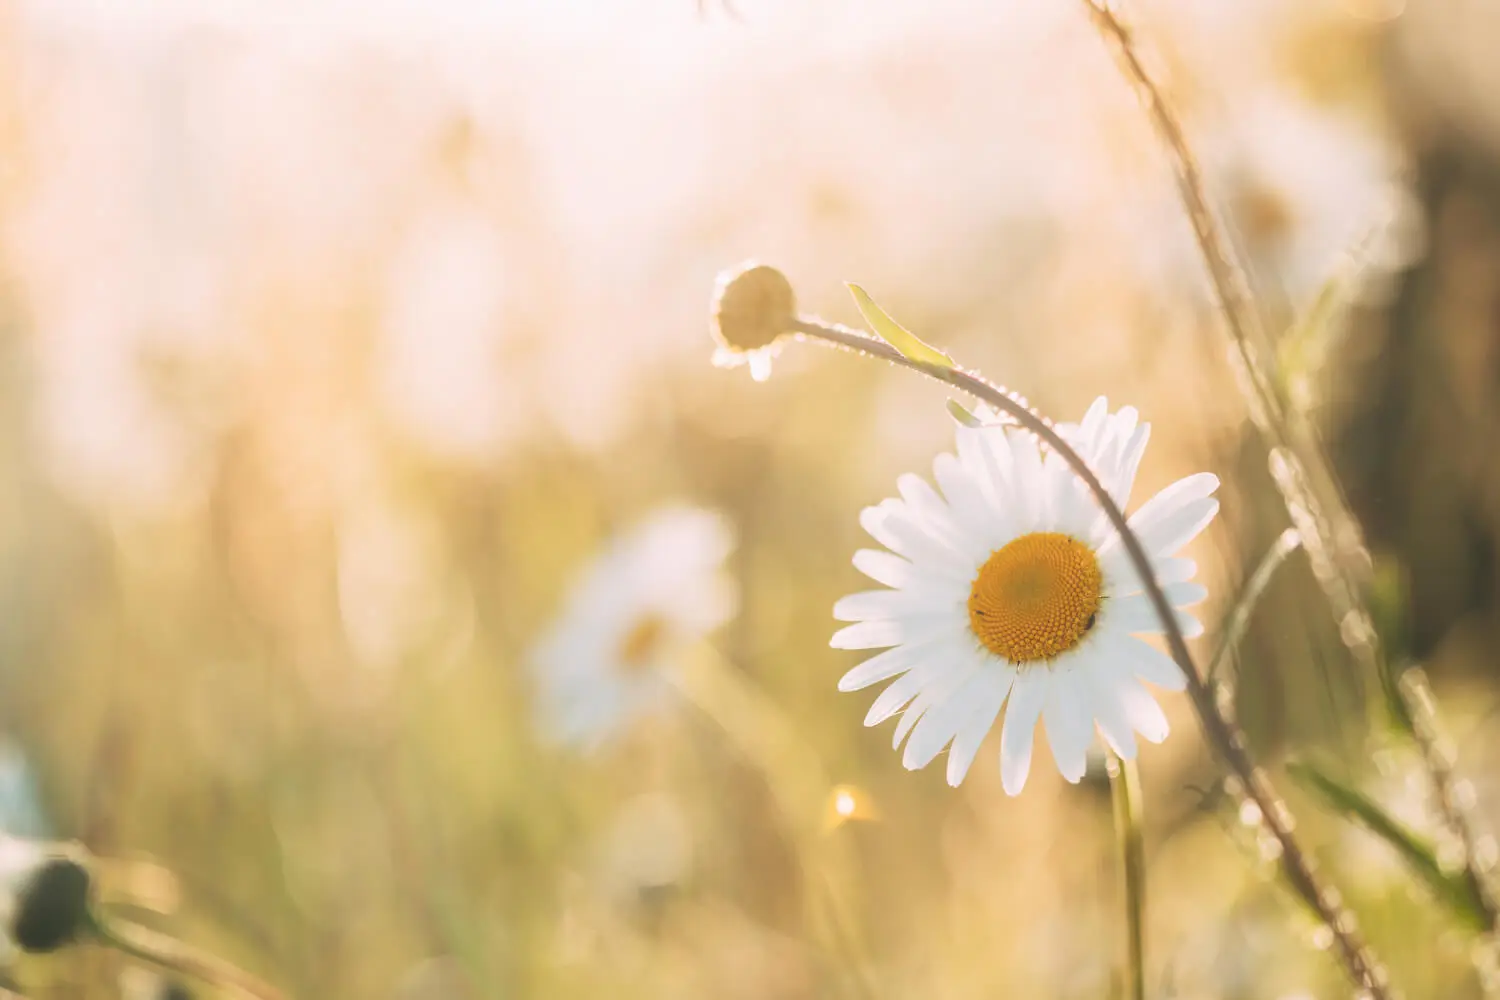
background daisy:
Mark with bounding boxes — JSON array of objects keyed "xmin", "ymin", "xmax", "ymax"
[{"xmin": 532, "ymin": 506, "xmax": 736, "ymax": 748}]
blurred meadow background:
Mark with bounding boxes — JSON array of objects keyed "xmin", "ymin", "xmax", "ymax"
[{"xmin": 0, "ymin": 0, "xmax": 1499, "ymax": 996}]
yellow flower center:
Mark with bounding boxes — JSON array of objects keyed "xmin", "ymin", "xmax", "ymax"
[
  {"xmin": 618, "ymin": 614, "xmax": 670, "ymax": 671},
  {"xmin": 967, "ymin": 532, "xmax": 1103, "ymax": 664}
]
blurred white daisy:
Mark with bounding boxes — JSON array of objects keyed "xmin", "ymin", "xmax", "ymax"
[
  {"xmin": 533, "ymin": 506, "xmax": 736, "ymax": 747},
  {"xmin": 832, "ymin": 398, "xmax": 1218, "ymax": 794},
  {"xmin": 1205, "ymin": 93, "xmax": 1419, "ymax": 306},
  {"xmin": 1130, "ymin": 90, "xmax": 1418, "ymax": 310}
]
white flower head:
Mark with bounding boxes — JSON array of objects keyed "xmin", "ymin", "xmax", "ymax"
[
  {"xmin": 1206, "ymin": 93, "xmax": 1419, "ymax": 304},
  {"xmin": 533, "ymin": 505, "xmax": 736, "ymax": 747},
  {"xmin": 832, "ymin": 398, "xmax": 1218, "ymax": 794}
]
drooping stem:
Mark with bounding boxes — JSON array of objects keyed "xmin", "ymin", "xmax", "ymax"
[
  {"xmin": 786, "ymin": 312, "xmax": 1392, "ymax": 998},
  {"xmin": 90, "ymin": 912, "xmax": 286, "ymax": 1000},
  {"xmin": 1108, "ymin": 753, "xmax": 1146, "ymax": 1000},
  {"xmin": 1078, "ymin": 0, "xmax": 1499, "ymax": 935}
]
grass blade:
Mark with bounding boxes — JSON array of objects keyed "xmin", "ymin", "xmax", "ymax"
[
  {"xmin": 1206, "ymin": 527, "xmax": 1302, "ymax": 687},
  {"xmin": 1287, "ymin": 758, "xmax": 1490, "ymax": 931}
]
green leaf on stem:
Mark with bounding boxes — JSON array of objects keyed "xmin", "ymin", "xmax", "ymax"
[
  {"xmin": 846, "ymin": 284, "xmax": 955, "ymax": 371},
  {"xmin": 946, "ymin": 399, "xmax": 983, "ymax": 428}
]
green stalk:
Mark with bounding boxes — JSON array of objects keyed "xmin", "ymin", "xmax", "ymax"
[{"xmin": 1108, "ymin": 754, "xmax": 1146, "ymax": 1000}]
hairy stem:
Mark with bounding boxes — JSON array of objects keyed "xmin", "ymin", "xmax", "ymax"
[
  {"xmin": 1079, "ymin": 0, "xmax": 1498, "ymax": 935},
  {"xmin": 1108, "ymin": 753, "xmax": 1146, "ymax": 1000},
  {"xmin": 788, "ymin": 313, "xmax": 1391, "ymax": 997}
]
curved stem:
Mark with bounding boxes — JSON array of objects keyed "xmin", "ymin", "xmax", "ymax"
[
  {"xmin": 1079, "ymin": 0, "xmax": 1499, "ymax": 936},
  {"xmin": 788, "ymin": 314, "xmax": 1391, "ymax": 997},
  {"xmin": 90, "ymin": 912, "xmax": 286, "ymax": 1000},
  {"xmin": 1108, "ymin": 753, "xmax": 1146, "ymax": 1000}
]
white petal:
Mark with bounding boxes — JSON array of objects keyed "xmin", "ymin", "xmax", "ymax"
[
  {"xmin": 1080, "ymin": 397, "xmax": 1110, "ymax": 442},
  {"xmin": 863, "ymin": 503, "xmax": 974, "ymax": 574},
  {"xmin": 1087, "ymin": 660, "xmax": 1137, "ymax": 759},
  {"xmin": 1132, "ymin": 472, "xmax": 1221, "ymax": 524},
  {"xmin": 1159, "ymin": 557, "xmax": 1198, "ymax": 583},
  {"xmin": 897, "ymin": 473, "xmax": 965, "ymax": 549},
  {"xmin": 1175, "ymin": 610, "xmax": 1204, "ymax": 638},
  {"xmin": 1008, "ymin": 430, "xmax": 1046, "ymax": 530},
  {"xmin": 893, "ymin": 659, "xmax": 979, "ymax": 750},
  {"xmin": 1137, "ymin": 498, "xmax": 1220, "ymax": 557},
  {"xmin": 1129, "ymin": 473, "xmax": 1221, "ymax": 554},
  {"xmin": 1000, "ymin": 668, "xmax": 1048, "ymax": 795},
  {"xmin": 1117, "ymin": 678, "xmax": 1171, "ymax": 743},
  {"xmin": 1043, "ymin": 668, "xmax": 1093, "ymax": 783},
  {"xmin": 859, "ymin": 502, "xmax": 910, "ymax": 555},
  {"xmin": 852, "ymin": 549, "xmax": 913, "ymax": 589},
  {"xmin": 860, "ymin": 635, "xmax": 975, "ymax": 724},
  {"xmin": 1111, "ymin": 422, "xmax": 1150, "ymax": 507},
  {"xmin": 1165, "ymin": 581, "xmax": 1208, "ymax": 607},
  {"xmin": 1045, "ymin": 453, "xmax": 1097, "ymax": 539},
  {"xmin": 946, "ymin": 667, "xmax": 1014, "ymax": 786},
  {"xmin": 1100, "ymin": 549, "xmax": 1198, "ymax": 594},
  {"xmin": 955, "ymin": 423, "xmax": 1011, "ymax": 514},
  {"xmin": 1110, "ymin": 637, "xmax": 1188, "ymax": 691},
  {"xmin": 933, "ymin": 453, "xmax": 999, "ymax": 546},
  {"xmin": 1106, "ymin": 590, "xmax": 1208, "ymax": 636},
  {"xmin": 832, "ymin": 614, "xmax": 965, "ymax": 650},
  {"xmin": 830, "ymin": 620, "xmax": 902, "ymax": 650},
  {"xmin": 864, "ymin": 662, "xmax": 939, "ymax": 725},
  {"xmin": 838, "ymin": 640, "xmax": 935, "ymax": 692},
  {"xmin": 903, "ymin": 662, "xmax": 1006, "ymax": 771},
  {"xmin": 833, "ymin": 589, "xmax": 958, "ymax": 623}
]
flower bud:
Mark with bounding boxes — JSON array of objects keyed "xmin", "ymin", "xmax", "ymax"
[{"xmin": 710, "ymin": 262, "xmax": 796, "ymax": 381}]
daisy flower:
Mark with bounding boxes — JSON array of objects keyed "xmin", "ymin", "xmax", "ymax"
[
  {"xmin": 832, "ymin": 398, "xmax": 1218, "ymax": 794},
  {"xmin": 533, "ymin": 506, "xmax": 736, "ymax": 747}
]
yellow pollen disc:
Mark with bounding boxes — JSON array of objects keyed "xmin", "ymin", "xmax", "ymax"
[
  {"xmin": 967, "ymin": 532, "xmax": 1103, "ymax": 664},
  {"xmin": 618, "ymin": 614, "xmax": 670, "ymax": 672}
]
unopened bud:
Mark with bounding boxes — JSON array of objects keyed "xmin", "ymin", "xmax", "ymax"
[{"xmin": 710, "ymin": 262, "xmax": 796, "ymax": 381}]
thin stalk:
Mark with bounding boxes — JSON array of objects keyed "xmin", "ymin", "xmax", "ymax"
[
  {"xmin": 1206, "ymin": 527, "xmax": 1302, "ymax": 688},
  {"xmin": 90, "ymin": 912, "xmax": 286, "ymax": 1000},
  {"xmin": 1108, "ymin": 753, "xmax": 1146, "ymax": 1000},
  {"xmin": 787, "ymin": 313, "xmax": 1392, "ymax": 998},
  {"xmin": 1079, "ymin": 0, "xmax": 1499, "ymax": 935}
]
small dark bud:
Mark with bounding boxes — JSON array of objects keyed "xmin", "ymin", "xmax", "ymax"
[
  {"xmin": 160, "ymin": 981, "xmax": 194, "ymax": 1000},
  {"xmin": 711, "ymin": 262, "xmax": 796, "ymax": 356},
  {"xmin": 13, "ymin": 855, "xmax": 91, "ymax": 953}
]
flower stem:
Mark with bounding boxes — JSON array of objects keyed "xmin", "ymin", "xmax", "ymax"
[
  {"xmin": 89, "ymin": 912, "xmax": 286, "ymax": 1000},
  {"xmin": 1078, "ymin": 0, "xmax": 1499, "ymax": 937},
  {"xmin": 1108, "ymin": 753, "xmax": 1146, "ymax": 1000},
  {"xmin": 786, "ymin": 312, "xmax": 1392, "ymax": 998}
]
